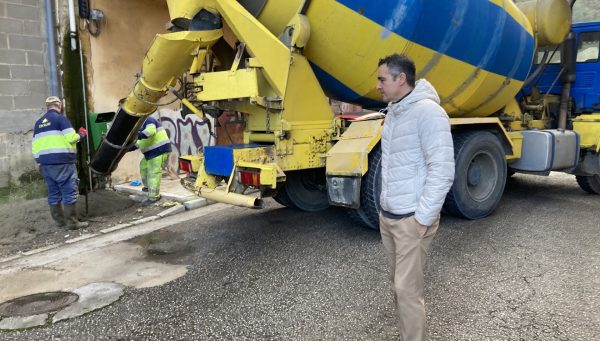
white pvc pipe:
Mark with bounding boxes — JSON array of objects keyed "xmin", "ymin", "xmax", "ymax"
[{"xmin": 68, "ymin": 0, "xmax": 77, "ymax": 51}]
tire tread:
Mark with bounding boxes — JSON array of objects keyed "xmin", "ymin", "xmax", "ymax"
[{"xmin": 576, "ymin": 175, "xmax": 600, "ymax": 194}]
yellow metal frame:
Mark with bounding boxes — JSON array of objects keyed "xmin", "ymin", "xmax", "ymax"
[
  {"xmin": 185, "ymin": 0, "xmax": 336, "ymax": 177},
  {"xmin": 573, "ymin": 114, "xmax": 600, "ymax": 152},
  {"xmin": 194, "ymin": 156, "xmax": 222, "ymax": 190},
  {"xmin": 179, "ymin": 154, "xmax": 202, "ymax": 172},
  {"xmin": 194, "ymin": 145, "xmax": 278, "ymax": 190},
  {"xmin": 326, "ymin": 119, "xmax": 383, "ymax": 177},
  {"xmin": 237, "ymin": 161, "xmax": 286, "ymax": 188},
  {"xmin": 325, "ymin": 115, "xmax": 526, "ymax": 179},
  {"xmin": 197, "ymin": 68, "xmax": 260, "ymax": 101},
  {"xmin": 450, "ymin": 117, "xmax": 522, "ymax": 160}
]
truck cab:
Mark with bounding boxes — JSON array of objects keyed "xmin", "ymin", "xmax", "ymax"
[{"xmin": 533, "ymin": 22, "xmax": 600, "ymax": 115}]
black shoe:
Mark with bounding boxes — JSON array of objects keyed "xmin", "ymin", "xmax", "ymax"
[
  {"xmin": 141, "ymin": 196, "xmax": 161, "ymax": 207},
  {"xmin": 142, "ymin": 187, "xmax": 148, "ymax": 192}
]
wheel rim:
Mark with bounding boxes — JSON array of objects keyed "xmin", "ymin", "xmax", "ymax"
[{"xmin": 467, "ymin": 151, "xmax": 498, "ymax": 202}]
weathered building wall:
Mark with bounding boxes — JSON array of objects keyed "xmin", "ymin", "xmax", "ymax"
[{"xmin": 0, "ymin": 0, "xmax": 49, "ymax": 187}]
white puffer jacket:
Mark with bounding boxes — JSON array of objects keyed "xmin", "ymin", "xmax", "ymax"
[{"xmin": 380, "ymin": 79, "xmax": 455, "ymax": 226}]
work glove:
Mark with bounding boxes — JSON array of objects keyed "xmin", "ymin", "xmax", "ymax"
[
  {"xmin": 137, "ymin": 131, "xmax": 147, "ymax": 140},
  {"xmin": 77, "ymin": 127, "xmax": 88, "ymax": 139}
]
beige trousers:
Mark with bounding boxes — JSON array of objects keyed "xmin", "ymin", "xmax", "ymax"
[{"xmin": 379, "ymin": 213, "xmax": 440, "ymax": 341}]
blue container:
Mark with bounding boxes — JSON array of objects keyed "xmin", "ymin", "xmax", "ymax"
[{"xmin": 204, "ymin": 144, "xmax": 261, "ymax": 177}]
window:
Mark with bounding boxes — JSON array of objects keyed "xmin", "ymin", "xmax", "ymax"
[
  {"xmin": 534, "ymin": 46, "xmax": 561, "ymax": 65},
  {"xmin": 576, "ymin": 31, "xmax": 599, "ymax": 63}
]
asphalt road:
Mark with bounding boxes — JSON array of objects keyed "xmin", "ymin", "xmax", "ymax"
[{"xmin": 4, "ymin": 173, "xmax": 599, "ymax": 340}]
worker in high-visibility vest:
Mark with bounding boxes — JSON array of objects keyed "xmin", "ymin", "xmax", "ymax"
[
  {"xmin": 130, "ymin": 116, "xmax": 172, "ymax": 206},
  {"xmin": 32, "ymin": 96, "xmax": 89, "ymax": 230}
]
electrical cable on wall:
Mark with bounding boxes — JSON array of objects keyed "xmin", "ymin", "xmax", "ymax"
[{"xmin": 78, "ymin": 0, "xmax": 104, "ymax": 37}]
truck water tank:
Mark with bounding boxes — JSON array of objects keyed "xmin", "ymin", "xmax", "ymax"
[{"xmin": 250, "ymin": 0, "xmax": 536, "ymax": 117}]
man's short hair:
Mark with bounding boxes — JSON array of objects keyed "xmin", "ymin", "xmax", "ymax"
[
  {"xmin": 45, "ymin": 96, "xmax": 62, "ymax": 108},
  {"xmin": 378, "ymin": 54, "xmax": 416, "ymax": 87}
]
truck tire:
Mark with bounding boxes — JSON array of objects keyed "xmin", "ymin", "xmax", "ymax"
[
  {"xmin": 284, "ymin": 169, "xmax": 330, "ymax": 212},
  {"xmin": 348, "ymin": 145, "xmax": 382, "ymax": 230},
  {"xmin": 576, "ymin": 175, "xmax": 600, "ymax": 194},
  {"xmin": 444, "ymin": 131, "xmax": 507, "ymax": 219},
  {"xmin": 272, "ymin": 185, "xmax": 299, "ymax": 209}
]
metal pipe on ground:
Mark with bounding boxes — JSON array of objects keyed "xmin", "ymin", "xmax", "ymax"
[{"xmin": 199, "ymin": 189, "xmax": 263, "ymax": 209}]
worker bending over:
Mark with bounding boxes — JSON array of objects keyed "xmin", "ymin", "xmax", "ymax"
[{"xmin": 130, "ymin": 116, "xmax": 172, "ymax": 206}]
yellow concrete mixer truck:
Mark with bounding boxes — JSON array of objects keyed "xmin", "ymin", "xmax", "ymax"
[{"xmin": 90, "ymin": 0, "xmax": 600, "ymax": 229}]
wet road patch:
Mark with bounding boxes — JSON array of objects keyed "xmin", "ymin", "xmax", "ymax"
[{"xmin": 0, "ymin": 282, "xmax": 124, "ymax": 330}]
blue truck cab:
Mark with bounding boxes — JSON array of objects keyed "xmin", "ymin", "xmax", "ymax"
[{"xmin": 532, "ymin": 22, "xmax": 600, "ymax": 114}]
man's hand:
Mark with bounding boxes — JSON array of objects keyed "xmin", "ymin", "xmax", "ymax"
[
  {"xmin": 414, "ymin": 217, "xmax": 428, "ymax": 238},
  {"xmin": 78, "ymin": 127, "xmax": 88, "ymax": 137}
]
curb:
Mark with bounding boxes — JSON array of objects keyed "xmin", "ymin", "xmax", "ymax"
[{"xmin": 114, "ymin": 184, "xmax": 197, "ymax": 204}]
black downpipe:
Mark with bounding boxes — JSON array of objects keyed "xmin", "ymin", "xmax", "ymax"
[
  {"xmin": 89, "ymin": 108, "xmax": 144, "ymax": 174},
  {"xmin": 300, "ymin": 0, "xmax": 311, "ymax": 14},
  {"xmin": 559, "ymin": 32, "xmax": 576, "ymax": 129},
  {"xmin": 78, "ymin": 0, "xmax": 90, "ymax": 19}
]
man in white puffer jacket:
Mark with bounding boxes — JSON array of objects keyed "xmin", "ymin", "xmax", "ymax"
[{"xmin": 376, "ymin": 54, "xmax": 455, "ymax": 341}]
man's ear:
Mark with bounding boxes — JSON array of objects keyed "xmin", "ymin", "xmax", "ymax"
[{"xmin": 397, "ymin": 72, "xmax": 407, "ymax": 85}]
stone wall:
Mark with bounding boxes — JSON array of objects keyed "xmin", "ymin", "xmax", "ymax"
[{"xmin": 0, "ymin": 0, "xmax": 49, "ymax": 187}]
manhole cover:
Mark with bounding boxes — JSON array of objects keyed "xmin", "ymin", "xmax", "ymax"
[{"xmin": 0, "ymin": 292, "xmax": 79, "ymax": 317}]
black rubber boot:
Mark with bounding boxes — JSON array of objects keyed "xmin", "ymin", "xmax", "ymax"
[
  {"xmin": 49, "ymin": 204, "xmax": 66, "ymax": 227},
  {"xmin": 63, "ymin": 204, "xmax": 89, "ymax": 230}
]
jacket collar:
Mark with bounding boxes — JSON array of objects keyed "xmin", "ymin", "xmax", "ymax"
[{"xmin": 387, "ymin": 79, "xmax": 441, "ymax": 114}]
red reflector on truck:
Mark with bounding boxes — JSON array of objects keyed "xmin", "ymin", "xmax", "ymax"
[
  {"xmin": 239, "ymin": 170, "xmax": 260, "ymax": 187},
  {"xmin": 179, "ymin": 159, "xmax": 192, "ymax": 174}
]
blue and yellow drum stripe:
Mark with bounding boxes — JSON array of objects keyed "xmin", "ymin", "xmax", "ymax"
[{"xmin": 302, "ymin": 0, "xmax": 535, "ymax": 117}]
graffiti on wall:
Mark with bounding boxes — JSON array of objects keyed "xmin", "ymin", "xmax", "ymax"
[{"xmin": 156, "ymin": 109, "xmax": 214, "ymax": 172}]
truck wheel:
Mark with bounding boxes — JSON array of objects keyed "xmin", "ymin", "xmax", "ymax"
[
  {"xmin": 284, "ymin": 169, "xmax": 330, "ymax": 212},
  {"xmin": 272, "ymin": 185, "xmax": 299, "ymax": 209},
  {"xmin": 444, "ymin": 131, "xmax": 507, "ymax": 219},
  {"xmin": 348, "ymin": 145, "xmax": 382, "ymax": 230},
  {"xmin": 576, "ymin": 175, "xmax": 600, "ymax": 194}
]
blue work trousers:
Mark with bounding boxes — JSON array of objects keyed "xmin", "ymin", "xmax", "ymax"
[{"xmin": 40, "ymin": 163, "xmax": 79, "ymax": 205}]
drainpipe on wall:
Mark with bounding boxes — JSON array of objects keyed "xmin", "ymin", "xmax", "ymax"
[
  {"xmin": 79, "ymin": 36, "xmax": 94, "ymax": 209},
  {"xmin": 44, "ymin": 0, "xmax": 59, "ymax": 96},
  {"xmin": 69, "ymin": 0, "xmax": 94, "ymax": 207}
]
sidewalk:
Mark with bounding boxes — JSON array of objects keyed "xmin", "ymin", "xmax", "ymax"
[{"xmin": 114, "ymin": 176, "xmax": 212, "ymax": 211}]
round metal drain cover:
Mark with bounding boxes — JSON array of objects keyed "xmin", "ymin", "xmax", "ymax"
[{"xmin": 0, "ymin": 292, "xmax": 79, "ymax": 317}]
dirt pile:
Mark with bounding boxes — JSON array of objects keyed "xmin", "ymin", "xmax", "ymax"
[{"xmin": 0, "ymin": 190, "xmax": 163, "ymax": 259}]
